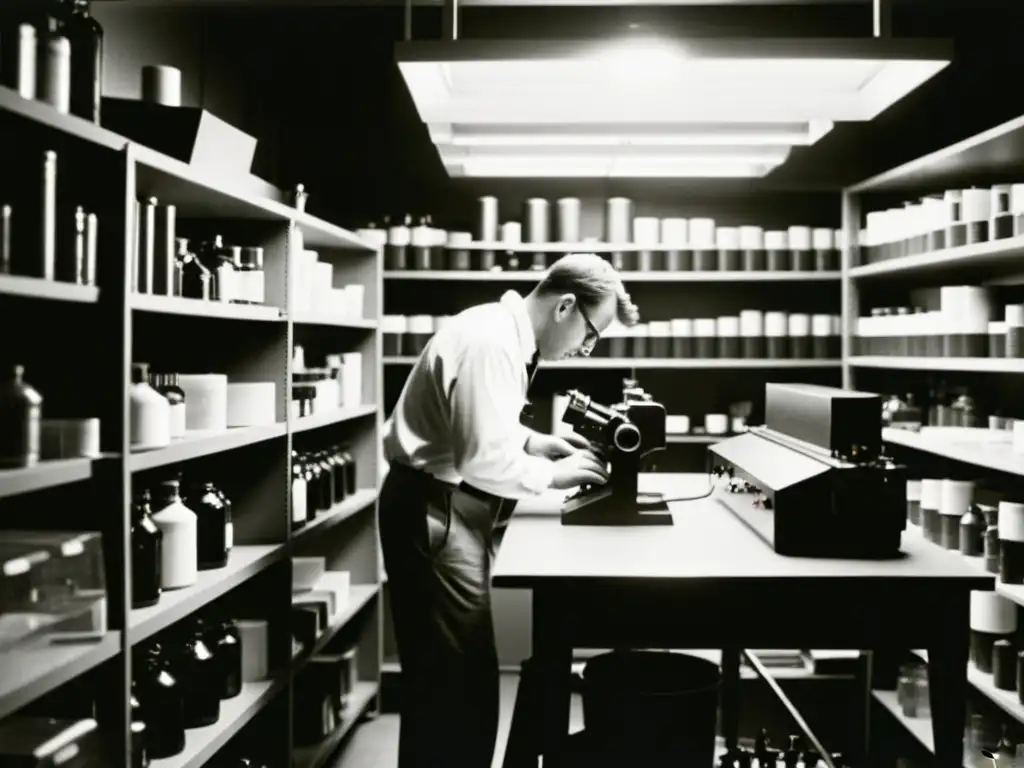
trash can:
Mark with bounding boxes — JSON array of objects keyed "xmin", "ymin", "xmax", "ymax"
[{"xmin": 578, "ymin": 650, "xmax": 721, "ymax": 767}]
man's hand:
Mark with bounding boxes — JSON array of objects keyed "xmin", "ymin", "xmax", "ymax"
[
  {"xmin": 550, "ymin": 450, "xmax": 609, "ymax": 490},
  {"xmin": 526, "ymin": 431, "xmax": 590, "ymax": 460}
]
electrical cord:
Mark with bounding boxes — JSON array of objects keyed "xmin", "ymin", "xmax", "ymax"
[{"xmin": 635, "ymin": 470, "xmax": 718, "ymax": 508}]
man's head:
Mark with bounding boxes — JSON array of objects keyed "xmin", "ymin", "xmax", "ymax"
[{"xmin": 526, "ymin": 253, "xmax": 640, "ymax": 360}]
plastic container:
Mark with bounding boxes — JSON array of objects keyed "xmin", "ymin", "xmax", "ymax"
[{"xmin": 580, "ymin": 651, "xmax": 720, "ymax": 767}]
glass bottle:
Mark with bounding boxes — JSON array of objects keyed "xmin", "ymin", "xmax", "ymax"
[
  {"xmin": 340, "ymin": 447, "xmax": 357, "ymax": 496},
  {"xmin": 151, "ymin": 479, "xmax": 198, "ymax": 589},
  {"xmin": 135, "ymin": 643, "xmax": 186, "ymax": 759},
  {"xmin": 153, "ymin": 372, "xmax": 186, "ymax": 440},
  {"xmin": 173, "ymin": 619, "xmax": 221, "ymax": 727},
  {"xmin": 131, "ymin": 488, "xmax": 163, "ymax": 609},
  {"xmin": 304, "ymin": 452, "xmax": 321, "ymax": 517},
  {"xmin": 184, "ymin": 482, "xmax": 231, "ymax": 570},
  {"xmin": 178, "ymin": 238, "xmax": 212, "ymax": 300},
  {"xmin": 57, "ymin": 0, "xmax": 103, "ymax": 124},
  {"xmin": 214, "ymin": 485, "xmax": 234, "ymax": 557},
  {"xmin": 327, "ymin": 446, "xmax": 347, "ymax": 503},
  {"xmin": 209, "ymin": 617, "xmax": 242, "ymax": 699},
  {"xmin": 316, "ymin": 450, "xmax": 335, "ymax": 512},
  {"xmin": 235, "ymin": 246, "xmax": 265, "ymax": 305},
  {"xmin": 130, "ymin": 362, "xmax": 171, "ymax": 451},
  {"xmin": 960, "ymin": 505, "xmax": 985, "ymax": 557},
  {"xmin": 291, "ymin": 449, "xmax": 308, "ymax": 531},
  {"xmin": 0, "ymin": 365, "xmax": 43, "ymax": 468},
  {"xmin": 130, "ymin": 684, "xmax": 149, "ymax": 768}
]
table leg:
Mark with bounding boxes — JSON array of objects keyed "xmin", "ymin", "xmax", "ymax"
[
  {"xmin": 927, "ymin": 595, "xmax": 971, "ymax": 768},
  {"xmin": 532, "ymin": 588, "xmax": 573, "ymax": 761},
  {"xmin": 720, "ymin": 648, "xmax": 741, "ymax": 752}
]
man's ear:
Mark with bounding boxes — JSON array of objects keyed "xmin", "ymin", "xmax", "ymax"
[{"xmin": 555, "ymin": 294, "xmax": 576, "ymax": 319}]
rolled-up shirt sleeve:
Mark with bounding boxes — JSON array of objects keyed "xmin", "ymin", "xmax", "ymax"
[{"xmin": 449, "ymin": 342, "xmax": 554, "ymax": 498}]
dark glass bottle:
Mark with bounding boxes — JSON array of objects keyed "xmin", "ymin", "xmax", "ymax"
[
  {"xmin": 0, "ymin": 365, "xmax": 43, "ymax": 468},
  {"xmin": 304, "ymin": 452, "xmax": 322, "ymax": 517},
  {"xmin": 178, "ymin": 238, "xmax": 212, "ymax": 300},
  {"xmin": 173, "ymin": 619, "xmax": 221, "ymax": 728},
  {"xmin": 57, "ymin": 0, "xmax": 103, "ymax": 123},
  {"xmin": 340, "ymin": 447, "xmax": 357, "ymax": 495},
  {"xmin": 291, "ymin": 449, "xmax": 308, "ymax": 531},
  {"xmin": 184, "ymin": 482, "xmax": 231, "ymax": 570},
  {"xmin": 129, "ymin": 685, "xmax": 149, "ymax": 768},
  {"xmin": 209, "ymin": 617, "xmax": 242, "ymax": 699},
  {"xmin": 316, "ymin": 450, "xmax": 335, "ymax": 512},
  {"xmin": 135, "ymin": 643, "xmax": 186, "ymax": 759},
  {"xmin": 327, "ymin": 446, "xmax": 347, "ymax": 503},
  {"xmin": 131, "ymin": 489, "xmax": 163, "ymax": 608}
]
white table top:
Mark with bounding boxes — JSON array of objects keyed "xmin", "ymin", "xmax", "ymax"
[{"xmin": 491, "ymin": 473, "xmax": 995, "ymax": 588}]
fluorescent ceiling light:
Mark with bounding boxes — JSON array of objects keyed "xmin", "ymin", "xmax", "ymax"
[
  {"xmin": 396, "ymin": 37, "xmax": 952, "ymax": 125},
  {"xmin": 444, "ymin": 155, "xmax": 787, "ymax": 179},
  {"xmin": 437, "ymin": 144, "xmax": 791, "ymax": 163},
  {"xmin": 428, "ymin": 120, "xmax": 835, "ymax": 147}
]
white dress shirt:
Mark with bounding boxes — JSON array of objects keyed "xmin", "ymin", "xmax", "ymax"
[{"xmin": 383, "ymin": 290, "xmax": 553, "ymax": 499}]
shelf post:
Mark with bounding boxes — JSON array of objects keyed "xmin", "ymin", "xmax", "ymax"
[
  {"xmin": 442, "ymin": 0, "xmax": 460, "ymax": 41},
  {"xmin": 872, "ymin": 0, "xmax": 892, "ymax": 38}
]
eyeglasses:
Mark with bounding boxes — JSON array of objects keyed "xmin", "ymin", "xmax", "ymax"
[{"xmin": 577, "ymin": 301, "xmax": 600, "ymax": 356}]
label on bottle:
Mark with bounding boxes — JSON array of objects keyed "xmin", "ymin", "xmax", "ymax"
[
  {"xmin": 217, "ymin": 265, "xmax": 235, "ymax": 303},
  {"xmin": 292, "ymin": 478, "xmax": 308, "ymax": 523},
  {"xmin": 225, "ymin": 521, "xmax": 233, "ymax": 551},
  {"xmin": 169, "ymin": 403, "xmax": 186, "ymax": 439}
]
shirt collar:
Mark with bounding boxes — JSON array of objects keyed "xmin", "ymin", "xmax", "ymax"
[{"xmin": 500, "ymin": 290, "xmax": 537, "ymax": 362}]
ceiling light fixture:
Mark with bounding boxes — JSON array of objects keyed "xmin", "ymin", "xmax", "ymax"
[{"xmin": 444, "ymin": 156, "xmax": 788, "ymax": 179}]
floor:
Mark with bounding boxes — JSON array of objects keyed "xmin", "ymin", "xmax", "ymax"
[{"xmin": 327, "ymin": 674, "xmax": 585, "ymax": 768}]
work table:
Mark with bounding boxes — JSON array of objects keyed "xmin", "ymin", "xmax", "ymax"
[{"xmin": 494, "ymin": 472, "xmax": 991, "ymax": 768}]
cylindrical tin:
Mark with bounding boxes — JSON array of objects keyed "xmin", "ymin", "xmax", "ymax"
[
  {"xmin": 39, "ymin": 35, "xmax": 71, "ymax": 114},
  {"xmin": 556, "ymin": 198, "xmax": 581, "ymax": 242},
  {"xmin": 477, "ymin": 197, "xmax": 499, "ymax": 269},
  {"xmin": 765, "ymin": 231, "xmax": 788, "ymax": 271},
  {"xmin": 524, "ymin": 198, "xmax": 550, "ymax": 244},
  {"xmin": 142, "ymin": 65, "xmax": 182, "ymax": 107},
  {"xmin": 605, "ymin": 197, "xmax": 634, "ymax": 270}
]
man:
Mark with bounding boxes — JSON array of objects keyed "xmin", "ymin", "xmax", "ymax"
[{"xmin": 379, "ymin": 252, "xmax": 640, "ymax": 768}]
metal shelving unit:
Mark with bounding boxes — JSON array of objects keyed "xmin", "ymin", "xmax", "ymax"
[
  {"xmin": 0, "ymin": 86, "xmax": 383, "ymax": 768},
  {"xmin": 842, "ymin": 111, "xmax": 1024, "ymax": 765}
]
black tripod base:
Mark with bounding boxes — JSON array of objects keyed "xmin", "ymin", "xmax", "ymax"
[{"xmin": 560, "ymin": 487, "xmax": 673, "ymax": 526}]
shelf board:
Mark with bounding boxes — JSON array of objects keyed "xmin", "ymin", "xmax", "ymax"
[
  {"xmin": 291, "ymin": 312, "xmax": 378, "ymax": 329},
  {"xmin": 384, "ymin": 269, "xmax": 840, "ymax": 282},
  {"xmin": 666, "ymin": 434, "xmax": 724, "ymax": 444},
  {"xmin": 0, "ymin": 85, "xmax": 127, "ymax": 151},
  {"xmin": 872, "ymin": 688, "xmax": 982, "ymax": 767},
  {"xmin": 849, "ymin": 236, "xmax": 1024, "ymax": 280},
  {"xmin": 0, "ymin": 458, "xmax": 92, "ymax": 499},
  {"xmin": 129, "ymin": 545, "xmax": 286, "ymax": 643},
  {"xmin": 883, "ymin": 427, "xmax": 1024, "ymax": 477},
  {"xmin": 968, "ymin": 663, "xmax": 1024, "ymax": 728},
  {"xmin": 295, "ymin": 214, "xmax": 377, "ymax": 251},
  {"xmin": 128, "ymin": 423, "xmax": 288, "ymax": 472},
  {"xmin": 292, "ymin": 682, "xmax": 379, "ymax": 768},
  {"xmin": 850, "ymin": 356, "xmax": 1024, "ymax": 373},
  {"xmin": 292, "ymin": 489, "xmax": 377, "ymax": 542},
  {"xmin": 0, "ymin": 631, "xmax": 121, "ymax": 721},
  {"xmin": 131, "ymin": 293, "xmax": 286, "ymax": 321},
  {"xmin": 132, "ymin": 145, "xmax": 299, "ymax": 222},
  {"xmin": 150, "ymin": 676, "xmax": 287, "ymax": 768},
  {"xmin": 850, "ymin": 112, "xmax": 1024, "ymax": 195},
  {"xmin": 294, "ymin": 585, "xmax": 379, "ymax": 664},
  {"xmin": 384, "ymin": 356, "xmax": 841, "ymax": 370},
  {"xmin": 0, "ymin": 274, "xmax": 99, "ymax": 303},
  {"xmin": 292, "ymin": 405, "xmax": 377, "ymax": 434}
]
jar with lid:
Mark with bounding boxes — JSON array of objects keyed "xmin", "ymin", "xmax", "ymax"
[
  {"xmin": 208, "ymin": 616, "xmax": 242, "ymax": 699},
  {"xmin": 234, "ymin": 246, "xmax": 265, "ymax": 305},
  {"xmin": 316, "ymin": 450, "xmax": 335, "ymax": 511},
  {"xmin": 129, "ymin": 683, "xmax": 149, "ymax": 768},
  {"xmin": 134, "ymin": 642, "xmax": 186, "ymax": 759},
  {"xmin": 151, "ymin": 479, "xmax": 198, "ymax": 588},
  {"xmin": 291, "ymin": 449, "xmax": 308, "ymax": 531},
  {"xmin": 327, "ymin": 446, "xmax": 347, "ymax": 503},
  {"xmin": 215, "ymin": 242, "xmax": 240, "ymax": 304},
  {"xmin": 172, "ymin": 618, "xmax": 221, "ymax": 727},
  {"xmin": 130, "ymin": 362, "xmax": 171, "ymax": 451},
  {"xmin": 178, "ymin": 238, "xmax": 212, "ymax": 300},
  {"xmin": 131, "ymin": 488, "xmax": 163, "ymax": 608},
  {"xmin": 153, "ymin": 372, "xmax": 186, "ymax": 440},
  {"xmin": 303, "ymin": 452, "xmax": 322, "ymax": 516},
  {"xmin": 0, "ymin": 364, "xmax": 43, "ymax": 468},
  {"xmin": 184, "ymin": 482, "xmax": 232, "ymax": 570}
]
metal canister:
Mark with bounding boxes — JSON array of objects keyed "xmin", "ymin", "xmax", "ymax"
[
  {"xmin": 556, "ymin": 198, "xmax": 581, "ymax": 242},
  {"xmin": 523, "ymin": 198, "xmax": 549, "ymax": 270},
  {"xmin": 605, "ymin": 197, "xmax": 634, "ymax": 270},
  {"xmin": 477, "ymin": 196, "xmax": 499, "ymax": 271}
]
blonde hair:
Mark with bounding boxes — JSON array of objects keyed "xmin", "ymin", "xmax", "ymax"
[{"xmin": 534, "ymin": 253, "xmax": 640, "ymax": 327}]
